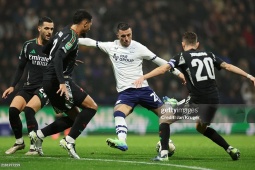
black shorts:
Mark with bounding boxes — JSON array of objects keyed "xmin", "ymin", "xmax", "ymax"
[
  {"xmin": 43, "ymin": 78, "xmax": 88, "ymax": 113},
  {"xmin": 185, "ymin": 95, "xmax": 219, "ymax": 124},
  {"xmin": 16, "ymin": 87, "xmax": 49, "ymax": 107}
]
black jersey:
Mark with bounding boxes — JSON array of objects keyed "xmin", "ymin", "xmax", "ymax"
[
  {"xmin": 43, "ymin": 25, "xmax": 78, "ymax": 84},
  {"xmin": 11, "ymin": 38, "xmax": 50, "ymax": 90},
  {"xmin": 169, "ymin": 49, "xmax": 224, "ymax": 98}
]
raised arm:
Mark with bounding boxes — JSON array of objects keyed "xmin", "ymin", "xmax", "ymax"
[{"xmin": 220, "ymin": 62, "xmax": 255, "ymax": 86}]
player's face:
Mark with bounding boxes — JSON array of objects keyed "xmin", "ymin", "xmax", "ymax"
[
  {"xmin": 81, "ymin": 19, "xmax": 92, "ymax": 35},
  {"xmin": 39, "ymin": 22, "xmax": 54, "ymax": 41},
  {"xmin": 117, "ymin": 28, "xmax": 132, "ymax": 47}
]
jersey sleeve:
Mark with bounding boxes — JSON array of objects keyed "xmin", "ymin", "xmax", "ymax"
[
  {"xmin": 209, "ymin": 52, "xmax": 224, "ymax": 70},
  {"xmin": 139, "ymin": 45, "xmax": 157, "ymax": 60},
  {"xmin": 168, "ymin": 53, "xmax": 182, "ymax": 69},
  {"xmin": 11, "ymin": 42, "xmax": 29, "ymax": 87},
  {"xmin": 97, "ymin": 41, "xmax": 112, "ymax": 54}
]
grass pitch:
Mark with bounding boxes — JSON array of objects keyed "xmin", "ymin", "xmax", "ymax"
[{"xmin": 0, "ymin": 134, "xmax": 254, "ymax": 170}]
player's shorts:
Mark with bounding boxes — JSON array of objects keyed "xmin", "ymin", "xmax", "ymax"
[
  {"xmin": 185, "ymin": 94, "xmax": 219, "ymax": 124},
  {"xmin": 16, "ymin": 87, "xmax": 49, "ymax": 107},
  {"xmin": 43, "ymin": 78, "xmax": 88, "ymax": 113},
  {"xmin": 115, "ymin": 87, "xmax": 163, "ymax": 110}
]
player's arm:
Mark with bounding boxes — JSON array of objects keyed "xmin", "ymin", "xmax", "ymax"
[
  {"xmin": 78, "ymin": 38, "xmax": 97, "ymax": 47},
  {"xmin": 220, "ymin": 62, "xmax": 255, "ymax": 86},
  {"xmin": 150, "ymin": 56, "xmax": 185, "ymax": 84},
  {"xmin": 133, "ymin": 63, "xmax": 171, "ymax": 88},
  {"xmin": 2, "ymin": 44, "xmax": 28, "ymax": 98}
]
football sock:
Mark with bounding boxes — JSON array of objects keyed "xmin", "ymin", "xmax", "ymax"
[
  {"xmin": 24, "ymin": 106, "xmax": 38, "ymax": 133},
  {"xmin": 203, "ymin": 127, "xmax": 230, "ymax": 150},
  {"xmin": 66, "ymin": 135, "xmax": 75, "ymax": 143},
  {"xmin": 159, "ymin": 123, "xmax": 170, "ymax": 150},
  {"xmin": 15, "ymin": 137, "xmax": 24, "ymax": 144},
  {"xmin": 41, "ymin": 116, "xmax": 74, "ymax": 137},
  {"xmin": 36, "ymin": 130, "xmax": 45, "ymax": 139},
  {"xmin": 9, "ymin": 107, "xmax": 22, "ymax": 139},
  {"xmin": 68, "ymin": 108, "xmax": 96, "ymax": 140},
  {"xmin": 114, "ymin": 111, "xmax": 127, "ymax": 142}
]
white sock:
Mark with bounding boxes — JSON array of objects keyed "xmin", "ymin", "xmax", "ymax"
[
  {"xmin": 115, "ymin": 116, "xmax": 127, "ymax": 142},
  {"xmin": 36, "ymin": 130, "xmax": 45, "ymax": 139},
  {"xmin": 161, "ymin": 150, "xmax": 168, "ymax": 157},
  {"xmin": 16, "ymin": 138, "xmax": 24, "ymax": 144},
  {"xmin": 30, "ymin": 145, "xmax": 35, "ymax": 150},
  {"xmin": 66, "ymin": 135, "xmax": 75, "ymax": 144}
]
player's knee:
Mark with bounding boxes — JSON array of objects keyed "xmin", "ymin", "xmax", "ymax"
[
  {"xmin": 195, "ymin": 122, "xmax": 207, "ymax": 134},
  {"xmin": 9, "ymin": 107, "xmax": 21, "ymax": 120}
]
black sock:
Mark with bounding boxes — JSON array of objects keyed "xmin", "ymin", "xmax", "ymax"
[
  {"xmin": 9, "ymin": 107, "xmax": 22, "ymax": 139},
  {"xmin": 159, "ymin": 123, "xmax": 170, "ymax": 150},
  {"xmin": 68, "ymin": 108, "xmax": 96, "ymax": 140},
  {"xmin": 24, "ymin": 106, "xmax": 38, "ymax": 133},
  {"xmin": 203, "ymin": 127, "xmax": 230, "ymax": 150},
  {"xmin": 41, "ymin": 116, "xmax": 74, "ymax": 137}
]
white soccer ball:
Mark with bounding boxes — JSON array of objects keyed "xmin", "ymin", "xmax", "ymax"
[{"xmin": 156, "ymin": 139, "xmax": 175, "ymax": 157}]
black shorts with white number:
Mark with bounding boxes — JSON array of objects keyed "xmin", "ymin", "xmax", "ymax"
[
  {"xmin": 43, "ymin": 78, "xmax": 88, "ymax": 113},
  {"xmin": 186, "ymin": 94, "xmax": 219, "ymax": 124},
  {"xmin": 16, "ymin": 87, "xmax": 49, "ymax": 107}
]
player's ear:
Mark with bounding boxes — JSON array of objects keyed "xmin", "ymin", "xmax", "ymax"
[
  {"xmin": 181, "ymin": 42, "xmax": 185, "ymax": 49},
  {"xmin": 38, "ymin": 26, "xmax": 41, "ymax": 32},
  {"xmin": 196, "ymin": 42, "xmax": 199, "ymax": 49}
]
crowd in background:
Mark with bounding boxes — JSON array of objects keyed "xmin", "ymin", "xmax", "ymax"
[{"xmin": 0, "ymin": 0, "xmax": 255, "ymax": 105}]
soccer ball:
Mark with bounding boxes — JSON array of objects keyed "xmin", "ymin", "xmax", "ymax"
[{"xmin": 156, "ymin": 139, "xmax": 175, "ymax": 157}]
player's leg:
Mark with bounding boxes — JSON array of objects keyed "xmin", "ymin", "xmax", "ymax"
[
  {"xmin": 5, "ymin": 91, "xmax": 29, "ymax": 154},
  {"xmin": 29, "ymin": 106, "xmax": 77, "ymax": 156},
  {"xmin": 106, "ymin": 88, "xmax": 137, "ymax": 151},
  {"xmin": 138, "ymin": 87, "xmax": 170, "ymax": 161},
  {"xmin": 106, "ymin": 103, "xmax": 132, "ymax": 151},
  {"xmin": 24, "ymin": 88, "xmax": 48, "ymax": 155},
  {"xmin": 59, "ymin": 95, "xmax": 97, "ymax": 159},
  {"xmin": 196, "ymin": 120, "xmax": 240, "ymax": 160}
]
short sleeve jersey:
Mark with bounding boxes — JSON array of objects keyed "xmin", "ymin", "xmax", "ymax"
[
  {"xmin": 43, "ymin": 26, "xmax": 78, "ymax": 83},
  {"xmin": 168, "ymin": 49, "xmax": 224, "ymax": 97},
  {"xmin": 14, "ymin": 38, "xmax": 51, "ymax": 89},
  {"xmin": 96, "ymin": 40, "xmax": 157, "ymax": 92}
]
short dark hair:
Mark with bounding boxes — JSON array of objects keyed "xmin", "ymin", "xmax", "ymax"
[
  {"xmin": 116, "ymin": 22, "xmax": 131, "ymax": 31},
  {"xmin": 38, "ymin": 16, "xmax": 53, "ymax": 26},
  {"xmin": 73, "ymin": 9, "xmax": 92, "ymax": 24},
  {"xmin": 182, "ymin": 32, "xmax": 197, "ymax": 45}
]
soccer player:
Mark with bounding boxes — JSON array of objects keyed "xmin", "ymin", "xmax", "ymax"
[
  {"xmin": 134, "ymin": 31, "xmax": 255, "ymax": 161},
  {"xmin": 78, "ymin": 22, "xmax": 185, "ymax": 157},
  {"xmin": 2, "ymin": 17, "xmax": 54, "ymax": 155},
  {"xmin": 29, "ymin": 9, "xmax": 97, "ymax": 159}
]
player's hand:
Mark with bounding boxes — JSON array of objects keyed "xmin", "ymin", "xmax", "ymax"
[
  {"xmin": 178, "ymin": 73, "xmax": 186, "ymax": 85},
  {"xmin": 2, "ymin": 87, "xmax": 14, "ymax": 99},
  {"xmin": 57, "ymin": 84, "xmax": 69, "ymax": 100},
  {"xmin": 133, "ymin": 77, "xmax": 144, "ymax": 88},
  {"xmin": 248, "ymin": 75, "xmax": 255, "ymax": 86},
  {"xmin": 75, "ymin": 60, "xmax": 84, "ymax": 66}
]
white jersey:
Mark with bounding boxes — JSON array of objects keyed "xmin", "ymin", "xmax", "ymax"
[{"xmin": 97, "ymin": 40, "xmax": 156, "ymax": 92}]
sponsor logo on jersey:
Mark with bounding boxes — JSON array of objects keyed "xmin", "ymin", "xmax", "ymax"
[
  {"xmin": 29, "ymin": 54, "xmax": 50, "ymax": 66},
  {"xmin": 112, "ymin": 54, "xmax": 134, "ymax": 62},
  {"xmin": 30, "ymin": 49, "xmax": 36, "ymax": 54}
]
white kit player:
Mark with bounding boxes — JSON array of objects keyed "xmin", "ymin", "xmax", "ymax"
[{"xmin": 79, "ymin": 22, "xmax": 185, "ymax": 161}]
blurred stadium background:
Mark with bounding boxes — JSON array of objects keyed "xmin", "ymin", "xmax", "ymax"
[{"xmin": 0, "ymin": 0, "xmax": 255, "ymax": 136}]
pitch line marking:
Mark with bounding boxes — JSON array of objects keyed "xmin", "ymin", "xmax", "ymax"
[{"xmin": 19, "ymin": 156, "xmax": 214, "ymax": 170}]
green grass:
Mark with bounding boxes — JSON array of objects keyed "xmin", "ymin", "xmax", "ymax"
[{"xmin": 0, "ymin": 134, "xmax": 254, "ymax": 170}]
